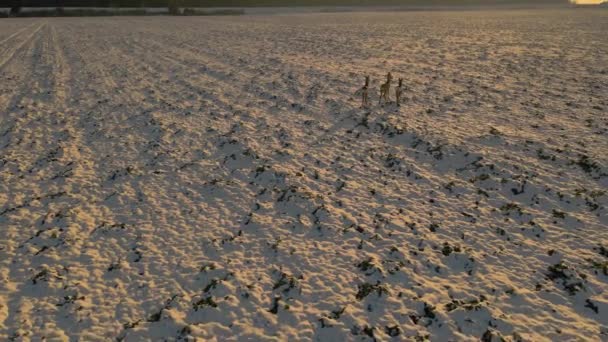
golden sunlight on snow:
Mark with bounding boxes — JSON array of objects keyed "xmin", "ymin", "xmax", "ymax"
[{"xmin": 0, "ymin": 8, "xmax": 606, "ymax": 341}]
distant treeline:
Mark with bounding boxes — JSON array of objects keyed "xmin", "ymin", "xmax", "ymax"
[{"xmin": 2, "ymin": 0, "xmax": 569, "ymax": 8}]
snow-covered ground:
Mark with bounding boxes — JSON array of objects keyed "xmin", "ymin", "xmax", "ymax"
[{"xmin": 0, "ymin": 9, "xmax": 606, "ymax": 341}]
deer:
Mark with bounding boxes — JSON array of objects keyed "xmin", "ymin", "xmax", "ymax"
[
  {"xmin": 395, "ymin": 78, "xmax": 404, "ymax": 106},
  {"xmin": 379, "ymin": 72, "xmax": 393, "ymax": 105},
  {"xmin": 359, "ymin": 75, "xmax": 370, "ymax": 108}
]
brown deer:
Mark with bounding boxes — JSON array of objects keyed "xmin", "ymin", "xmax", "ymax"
[
  {"xmin": 395, "ymin": 78, "xmax": 404, "ymax": 106},
  {"xmin": 360, "ymin": 75, "xmax": 370, "ymax": 108},
  {"xmin": 379, "ymin": 72, "xmax": 393, "ymax": 105}
]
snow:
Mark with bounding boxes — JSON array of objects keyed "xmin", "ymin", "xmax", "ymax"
[{"xmin": 0, "ymin": 9, "xmax": 607, "ymax": 341}]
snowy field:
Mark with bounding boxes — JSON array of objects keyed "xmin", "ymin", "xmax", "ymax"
[{"xmin": 0, "ymin": 9, "xmax": 607, "ymax": 341}]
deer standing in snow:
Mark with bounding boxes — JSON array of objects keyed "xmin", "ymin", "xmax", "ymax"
[
  {"xmin": 379, "ymin": 72, "xmax": 393, "ymax": 105},
  {"xmin": 359, "ymin": 75, "xmax": 370, "ymax": 108},
  {"xmin": 395, "ymin": 78, "xmax": 404, "ymax": 106}
]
